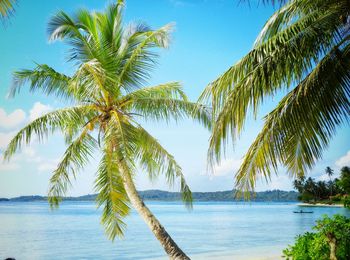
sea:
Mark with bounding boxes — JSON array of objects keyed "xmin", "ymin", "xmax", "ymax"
[{"xmin": 0, "ymin": 201, "xmax": 349, "ymax": 259}]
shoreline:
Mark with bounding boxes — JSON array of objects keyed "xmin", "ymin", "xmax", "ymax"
[
  {"xmin": 298, "ymin": 203, "xmax": 344, "ymax": 208},
  {"xmin": 186, "ymin": 244, "xmax": 285, "ymax": 260},
  {"xmin": 186, "ymin": 249, "xmax": 284, "ymax": 260},
  {"xmin": 189, "ymin": 254, "xmax": 283, "ymax": 260}
]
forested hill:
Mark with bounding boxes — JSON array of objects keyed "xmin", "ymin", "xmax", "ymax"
[{"xmin": 0, "ymin": 189, "xmax": 298, "ymax": 202}]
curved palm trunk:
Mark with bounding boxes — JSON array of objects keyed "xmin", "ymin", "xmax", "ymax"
[{"xmin": 122, "ymin": 169, "xmax": 190, "ymax": 260}]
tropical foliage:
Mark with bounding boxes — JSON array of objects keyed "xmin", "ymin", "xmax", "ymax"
[
  {"xmin": 200, "ymin": 0, "xmax": 350, "ymax": 194},
  {"xmin": 337, "ymin": 166, "xmax": 350, "ymax": 194},
  {"xmin": 0, "ymin": 0, "xmax": 15, "ymax": 20},
  {"xmin": 293, "ymin": 166, "xmax": 350, "ymax": 207},
  {"xmin": 4, "ymin": 2, "xmax": 210, "ymax": 258},
  {"xmin": 283, "ymin": 215, "xmax": 350, "ymax": 260}
]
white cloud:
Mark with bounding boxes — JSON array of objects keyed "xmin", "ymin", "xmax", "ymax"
[
  {"xmin": 212, "ymin": 158, "xmax": 243, "ymax": 176},
  {"xmin": 0, "ymin": 131, "xmax": 16, "ymax": 149},
  {"xmin": 0, "ymin": 108, "xmax": 26, "ymax": 129},
  {"xmin": 0, "ymin": 102, "xmax": 51, "ymax": 150},
  {"xmin": 335, "ymin": 150, "xmax": 350, "ymax": 168},
  {"xmin": 29, "ymin": 102, "xmax": 52, "ymax": 121}
]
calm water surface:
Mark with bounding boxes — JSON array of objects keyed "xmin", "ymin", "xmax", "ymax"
[{"xmin": 0, "ymin": 201, "xmax": 349, "ymax": 259}]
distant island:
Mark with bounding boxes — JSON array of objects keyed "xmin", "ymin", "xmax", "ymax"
[{"xmin": 0, "ymin": 189, "xmax": 298, "ymax": 202}]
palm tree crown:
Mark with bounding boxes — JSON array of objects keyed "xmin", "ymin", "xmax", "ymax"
[
  {"xmin": 326, "ymin": 167, "xmax": 334, "ymax": 179},
  {"xmin": 200, "ymin": 0, "xmax": 350, "ymax": 194},
  {"xmin": 4, "ymin": 2, "xmax": 211, "ymax": 243}
]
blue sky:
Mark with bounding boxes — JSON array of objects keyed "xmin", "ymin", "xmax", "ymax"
[{"xmin": 0, "ymin": 0, "xmax": 349, "ymax": 197}]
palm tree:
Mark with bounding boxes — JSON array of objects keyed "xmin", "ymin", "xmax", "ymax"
[
  {"xmin": 326, "ymin": 167, "xmax": 334, "ymax": 180},
  {"xmin": 0, "ymin": 0, "xmax": 16, "ymax": 20},
  {"xmin": 4, "ymin": 2, "xmax": 211, "ymax": 259},
  {"xmin": 200, "ymin": 0, "xmax": 350, "ymax": 194},
  {"xmin": 326, "ymin": 166, "xmax": 334, "ymax": 197}
]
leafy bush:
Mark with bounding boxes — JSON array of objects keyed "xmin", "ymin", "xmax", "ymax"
[
  {"xmin": 330, "ymin": 194, "xmax": 343, "ymax": 202},
  {"xmin": 343, "ymin": 195, "xmax": 350, "ymax": 208},
  {"xmin": 283, "ymin": 215, "xmax": 350, "ymax": 260},
  {"xmin": 299, "ymin": 192, "xmax": 314, "ymax": 202}
]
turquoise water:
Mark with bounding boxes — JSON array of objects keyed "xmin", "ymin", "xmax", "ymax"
[{"xmin": 0, "ymin": 201, "xmax": 349, "ymax": 259}]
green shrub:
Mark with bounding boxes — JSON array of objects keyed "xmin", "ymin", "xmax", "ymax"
[
  {"xmin": 283, "ymin": 215, "xmax": 350, "ymax": 260},
  {"xmin": 343, "ymin": 195, "xmax": 350, "ymax": 208},
  {"xmin": 330, "ymin": 194, "xmax": 342, "ymax": 202},
  {"xmin": 283, "ymin": 232, "xmax": 328, "ymax": 260},
  {"xmin": 300, "ymin": 192, "xmax": 314, "ymax": 202}
]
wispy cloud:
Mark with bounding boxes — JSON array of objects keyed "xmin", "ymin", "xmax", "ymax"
[
  {"xmin": 0, "ymin": 108, "xmax": 26, "ymax": 129},
  {"xmin": 0, "ymin": 102, "xmax": 57, "ymax": 174},
  {"xmin": 0, "ymin": 102, "xmax": 52, "ymax": 150},
  {"xmin": 0, "ymin": 131, "xmax": 16, "ymax": 149},
  {"xmin": 335, "ymin": 150, "xmax": 350, "ymax": 168},
  {"xmin": 29, "ymin": 102, "xmax": 52, "ymax": 122}
]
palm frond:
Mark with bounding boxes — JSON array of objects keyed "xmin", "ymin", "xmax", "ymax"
[
  {"xmin": 3, "ymin": 106, "xmax": 96, "ymax": 160},
  {"xmin": 48, "ymin": 132, "xmax": 97, "ymax": 207},
  {"xmin": 235, "ymin": 42, "xmax": 350, "ymax": 194},
  {"xmin": 73, "ymin": 59, "xmax": 112, "ymax": 102},
  {"xmin": 105, "ymin": 111, "xmax": 139, "ymax": 160},
  {"xmin": 134, "ymin": 125, "xmax": 192, "ymax": 207},
  {"xmin": 117, "ymin": 23, "xmax": 174, "ymax": 90},
  {"xmin": 203, "ymin": 0, "xmax": 346, "ymax": 165},
  {"xmin": 122, "ymin": 82, "xmax": 187, "ymax": 101},
  {"xmin": 131, "ymin": 97, "xmax": 212, "ymax": 128},
  {"xmin": 11, "ymin": 64, "xmax": 72, "ymax": 99},
  {"xmin": 0, "ymin": 0, "xmax": 16, "ymax": 20},
  {"xmin": 95, "ymin": 145, "xmax": 130, "ymax": 240},
  {"xmin": 95, "ymin": 3, "xmax": 123, "ymax": 52},
  {"xmin": 254, "ymin": 0, "xmax": 338, "ymax": 45},
  {"xmin": 48, "ymin": 10, "xmax": 95, "ymax": 62}
]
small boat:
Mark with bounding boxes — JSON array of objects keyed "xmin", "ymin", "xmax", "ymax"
[{"xmin": 293, "ymin": 210, "xmax": 313, "ymax": 214}]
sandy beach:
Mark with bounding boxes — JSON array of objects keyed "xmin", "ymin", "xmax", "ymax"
[
  {"xmin": 187, "ymin": 245, "xmax": 284, "ymax": 260},
  {"xmin": 298, "ymin": 203, "xmax": 344, "ymax": 208},
  {"xmin": 189, "ymin": 252, "xmax": 283, "ymax": 260}
]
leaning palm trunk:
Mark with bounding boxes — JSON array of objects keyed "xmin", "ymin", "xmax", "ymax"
[{"xmin": 122, "ymin": 166, "xmax": 190, "ymax": 260}]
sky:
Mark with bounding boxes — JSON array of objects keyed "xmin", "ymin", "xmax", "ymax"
[{"xmin": 0, "ymin": 0, "xmax": 349, "ymax": 197}]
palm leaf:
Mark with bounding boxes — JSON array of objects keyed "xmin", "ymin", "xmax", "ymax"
[
  {"xmin": 95, "ymin": 143, "xmax": 130, "ymax": 240},
  {"xmin": 117, "ymin": 23, "xmax": 174, "ymax": 90},
  {"xmin": 131, "ymin": 96, "xmax": 211, "ymax": 128},
  {"xmin": 134, "ymin": 125, "xmax": 193, "ymax": 207},
  {"xmin": 235, "ymin": 42, "xmax": 350, "ymax": 193},
  {"xmin": 11, "ymin": 64, "xmax": 72, "ymax": 99},
  {"xmin": 0, "ymin": 0, "xmax": 16, "ymax": 20},
  {"xmin": 48, "ymin": 132, "xmax": 97, "ymax": 207},
  {"xmin": 203, "ymin": 0, "xmax": 346, "ymax": 165},
  {"xmin": 3, "ymin": 106, "xmax": 96, "ymax": 160}
]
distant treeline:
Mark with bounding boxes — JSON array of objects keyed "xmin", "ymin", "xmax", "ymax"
[
  {"xmin": 0, "ymin": 189, "xmax": 298, "ymax": 202},
  {"xmin": 294, "ymin": 166, "xmax": 350, "ymax": 207}
]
